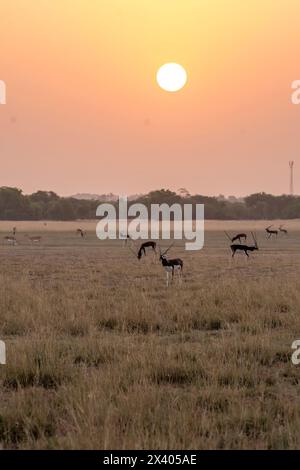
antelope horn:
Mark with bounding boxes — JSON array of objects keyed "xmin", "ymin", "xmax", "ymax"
[
  {"xmin": 224, "ymin": 231, "xmax": 232, "ymax": 242},
  {"xmin": 161, "ymin": 242, "xmax": 174, "ymax": 257},
  {"xmin": 251, "ymin": 231, "xmax": 258, "ymax": 247}
]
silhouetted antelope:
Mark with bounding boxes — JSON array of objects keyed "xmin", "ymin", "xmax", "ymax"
[
  {"xmin": 76, "ymin": 229, "xmax": 85, "ymax": 238},
  {"xmin": 230, "ymin": 232, "xmax": 258, "ymax": 258},
  {"xmin": 159, "ymin": 243, "xmax": 183, "ymax": 286},
  {"xmin": 128, "ymin": 240, "xmax": 157, "ymax": 260},
  {"xmin": 232, "ymin": 233, "xmax": 247, "ymax": 243},
  {"xmin": 225, "ymin": 231, "xmax": 247, "ymax": 243},
  {"xmin": 279, "ymin": 225, "xmax": 288, "ymax": 235},
  {"xmin": 138, "ymin": 241, "xmax": 156, "ymax": 259},
  {"xmin": 265, "ymin": 225, "xmax": 278, "ymax": 239}
]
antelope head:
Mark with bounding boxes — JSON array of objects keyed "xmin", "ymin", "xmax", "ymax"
[{"xmin": 159, "ymin": 242, "xmax": 174, "ymax": 261}]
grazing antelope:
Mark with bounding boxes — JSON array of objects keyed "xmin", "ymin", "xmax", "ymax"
[
  {"xmin": 225, "ymin": 231, "xmax": 247, "ymax": 243},
  {"xmin": 232, "ymin": 233, "xmax": 247, "ymax": 243},
  {"xmin": 230, "ymin": 232, "xmax": 258, "ymax": 258},
  {"xmin": 136, "ymin": 241, "xmax": 156, "ymax": 260},
  {"xmin": 265, "ymin": 225, "xmax": 278, "ymax": 239},
  {"xmin": 128, "ymin": 240, "xmax": 157, "ymax": 260},
  {"xmin": 159, "ymin": 243, "xmax": 183, "ymax": 286},
  {"xmin": 4, "ymin": 236, "xmax": 17, "ymax": 246},
  {"xmin": 25, "ymin": 234, "xmax": 42, "ymax": 244},
  {"xmin": 279, "ymin": 225, "xmax": 288, "ymax": 235},
  {"xmin": 76, "ymin": 228, "xmax": 85, "ymax": 238}
]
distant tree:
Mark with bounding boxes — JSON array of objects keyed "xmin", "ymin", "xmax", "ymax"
[
  {"xmin": 0, "ymin": 186, "xmax": 300, "ymax": 220},
  {"xmin": 0, "ymin": 187, "xmax": 30, "ymax": 220},
  {"xmin": 177, "ymin": 188, "xmax": 191, "ymax": 198},
  {"xmin": 30, "ymin": 190, "xmax": 59, "ymax": 203}
]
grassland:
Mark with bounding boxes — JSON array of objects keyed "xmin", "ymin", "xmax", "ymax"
[{"xmin": 0, "ymin": 220, "xmax": 300, "ymax": 449}]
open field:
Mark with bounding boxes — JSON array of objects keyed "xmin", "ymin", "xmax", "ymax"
[{"xmin": 0, "ymin": 220, "xmax": 300, "ymax": 449}]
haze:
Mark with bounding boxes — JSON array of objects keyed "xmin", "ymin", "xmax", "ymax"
[{"xmin": 1, "ymin": 0, "xmax": 300, "ymax": 196}]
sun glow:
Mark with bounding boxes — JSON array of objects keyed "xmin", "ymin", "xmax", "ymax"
[{"xmin": 156, "ymin": 63, "xmax": 187, "ymax": 92}]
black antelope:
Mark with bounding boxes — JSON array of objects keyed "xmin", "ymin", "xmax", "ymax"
[
  {"xmin": 265, "ymin": 225, "xmax": 278, "ymax": 239},
  {"xmin": 279, "ymin": 225, "xmax": 288, "ymax": 235},
  {"xmin": 225, "ymin": 231, "xmax": 247, "ymax": 243},
  {"xmin": 159, "ymin": 244, "xmax": 183, "ymax": 286},
  {"xmin": 4, "ymin": 236, "xmax": 17, "ymax": 246},
  {"xmin": 230, "ymin": 232, "xmax": 258, "ymax": 258}
]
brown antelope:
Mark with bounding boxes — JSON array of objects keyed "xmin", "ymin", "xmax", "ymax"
[
  {"xmin": 159, "ymin": 243, "xmax": 183, "ymax": 286},
  {"xmin": 138, "ymin": 241, "xmax": 156, "ymax": 259},
  {"xmin": 279, "ymin": 225, "xmax": 288, "ymax": 235},
  {"xmin": 265, "ymin": 225, "xmax": 278, "ymax": 239},
  {"xmin": 25, "ymin": 234, "xmax": 42, "ymax": 244},
  {"xmin": 4, "ymin": 236, "xmax": 17, "ymax": 246},
  {"xmin": 76, "ymin": 228, "xmax": 85, "ymax": 238},
  {"xmin": 129, "ymin": 240, "xmax": 157, "ymax": 260},
  {"xmin": 225, "ymin": 231, "xmax": 247, "ymax": 243},
  {"xmin": 230, "ymin": 232, "xmax": 258, "ymax": 258}
]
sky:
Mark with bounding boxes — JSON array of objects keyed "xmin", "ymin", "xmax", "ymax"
[{"xmin": 1, "ymin": 0, "xmax": 300, "ymax": 197}]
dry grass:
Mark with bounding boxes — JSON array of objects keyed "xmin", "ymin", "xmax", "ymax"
[{"xmin": 0, "ymin": 220, "xmax": 300, "ymax": 449}]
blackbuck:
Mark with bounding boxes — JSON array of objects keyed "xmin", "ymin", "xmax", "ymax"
[
  {"xmin": 129, "ymin": 240, "xmax": 157, "ymax": 260},
  {"xmin": 265, "ymin": 225, "xmax": 278, "ymax": 239},
  {"xmin": 279, "ymin": 225, "xmax": 288, "ymax": 235},
  {"xmin": 138, "ymin": 241, "xmax": 156, "ymax": 259},
  {"xmin": 76, "ymin": 229, "xmax": 85, "ymax": 238},
  {"xmin": 230, "ymin": 232, "xmax": 258, "ymax": 258},
  {"xmin": 159, "ymin": 243, "xmax": 183, "ymax": 286},
  {"xmin": 225, "ymin": 231, "xmax": 247, "ymax": 243},
  {"xmin": 4, "ymin": 236, "xmax": 17, "ymax": 246}
]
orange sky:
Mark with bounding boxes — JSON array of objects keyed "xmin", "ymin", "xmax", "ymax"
[{"xmin": 1, "ymin": 0, "xmax": 300, "ymax": 196}]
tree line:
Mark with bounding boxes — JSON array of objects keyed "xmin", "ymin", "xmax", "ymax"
[{"xmin": 0, "ymin": 187, "xmax": 299, "ymax": 220}]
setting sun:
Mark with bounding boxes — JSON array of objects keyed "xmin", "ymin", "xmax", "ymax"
[{"xmin": 156, "ymin": 63, "xmax": 187, "ymax": 92}]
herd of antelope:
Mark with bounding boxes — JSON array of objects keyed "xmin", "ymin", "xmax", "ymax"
[
  {"xmin": 265, "ymin": 224, "xmax": 288, "ymax": 238},
  {"xmin": 224, "ymin": 224, "xmax": 288, "ymax": 258},
  {"xmin": 3, "ymin": 227, "xmax": 42, "ymax": 246},
  {"xmin": 2, "ymin": 223, "xmax": 289, "ymax": 287},
  {"xmin": 126, "ymin": 222, "xmax": 289, "ymax": 285}
]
